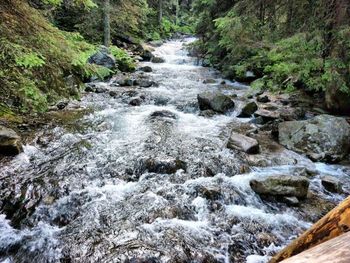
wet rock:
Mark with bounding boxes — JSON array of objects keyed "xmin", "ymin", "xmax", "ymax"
[
  {"xmin": 227, "ymin": 132, "xmax": 259, "ymax": 154},
  {"xmin": 141, "ymin": 49, "xmax": 154, "ymax": 61},
  {"xmin": 129, "ymin": 98, "xmax": 142, "ymax": 106},
  {"xmin": 126, "ymin": 257, "xmax": 161, "ymax": 263},
  {"xmin": 278, "ymin": 115, "xmax": 350, "ymax": 162},
  {"xmin": 85, "ymin": 83, "xmax": 96, "ymax": 92},
  {"xmin": 237, "ymin": 101, "xmax": 258, "ymax": 117},
  {"xmin": 197, "ymin": 92, "xmax": 235, "ymax": 113},
  {"xmin": 95, "ymin": 87, "xmax": 107, "ymax": 93},
  {"xmin": 139, "ymin": 66, "xmax": 153, "ymax": 73},
  {"xmin": 109, "ymin": 91, "xmax": 117, "ymax": 97},
  {"xmin": 249, "ymin": 116, "xmax": 265, "ymax": 125},
  {"xmin": 281, "ymin": 196, "xmax": 300, "ymax": 206},
  {"xmin": 57, "ymin": 101, "xmax": 68, "ymax": 110},
  {"xmin": 250, "ymin": 175, "xmax": 310, "ymax": 198},
  {"xmin": 0, "ymin": 126, "xmax": 23, "ymax": 156},
  {"xmin": 256, "ymin": 95, "xmax": 270, "ymax": 103},
  {"xmin": 88, "ymin": 46, "xmax": 116, "ymax": 70},
  {"xmin": 321, "ymin": 176, "xmax": 343, "ymax": 193},
  {"xmin": 139, "ymin": 157, "xmax": 187, "ymax": 174},
  {"xmin": 254, "ymin": 109, "xmax": 280, "ymax": 123},
  {"xmin": 138, "ymin": 80, "xmax": 154, "ymax": 88},
  {"xmin": 203, "ymin": 79, "xmax": 216, "ymax": 84},
  {"xmin": 151, "ymin": 56, "xmax": 165, "ymax": 63},
  {"xmin": 118, "ymin": 78, "xmax": 134, "ymax": 87},
  {"xmin": 197, "ymin": 186, "xmax": 222, "ymax": 201},
  {"xmin": 150, "ymin": 110, "xmax": 177, "ymax": 120},
  {"xmin": 199, "ymin": 110, "xmax": 217, "ymax": 118}
]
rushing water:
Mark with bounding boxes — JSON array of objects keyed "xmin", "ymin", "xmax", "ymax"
[{"xmin": 0, "ymin": 39, "xmax": 349, "ymax": 263}]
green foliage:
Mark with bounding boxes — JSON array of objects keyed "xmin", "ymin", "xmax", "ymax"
[
  {"xmin": 110, "ymin": 46, "xmax": 136, "ymax": 72},
  {"xmin": 15, "ymin": 52, "xmax": 46, "ymax": 69}
]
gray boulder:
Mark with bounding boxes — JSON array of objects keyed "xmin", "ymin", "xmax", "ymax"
[
  {"xmin": 0, "ymin": 126, "xmax": 23, "ymax": 156},
  {"xmin": 138, "ymin": 157, "xmax": 187, "ymax": 174},
  {"xmin": 88, "ymin": 46, "xmax": 116, "ymax": 69},
  {"xmin": 237, "ymin": 101, "xmax": 258, "ymax": 117},
  {"xmin": 139, "ymin": 66, "xmax": 153, "ymax": 73},
  {"xmin": 250, "ymin": 175, "xmax": 309, "ymax": 198},
  {"xmin": 321, "ymin": 176, "xmax": 343, "ymax": 193},
  {"xmin": 227, "ymin": 132, "xmax": 259, "ymax": 154},
  {"xmin": 279, "ymin": 115, "xmax": 350, "ymax": 162},
  {"xmin": 197, "ymin": 92, "xmax": 235, "ymax": 113}
]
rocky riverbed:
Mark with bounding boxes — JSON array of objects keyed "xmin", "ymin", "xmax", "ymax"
[{"xmin": 0, "ymin": 38, "xmax": 349, "ymax": 263}]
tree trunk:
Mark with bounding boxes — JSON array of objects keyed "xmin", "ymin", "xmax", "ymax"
[
  {"xmin": 269, "ymin": 196, "xmax": 350, "ymax": 263},
  {"xmin": 103, "ymin": 0, "xmax": 110, "ymax": 47},
  {"xmin": 280, "ymin": 232, "xmax": 350, "ymax": 263},
  {"xmin": 158, "ymin": 0, "xmax": 163, "ymax": 26}
]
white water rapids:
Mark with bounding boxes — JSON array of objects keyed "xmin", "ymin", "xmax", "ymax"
[{"xmin": 0, "ymin": 39, "xmax": 349, "ymax": 263}]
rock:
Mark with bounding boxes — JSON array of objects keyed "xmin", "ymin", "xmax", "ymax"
[
  {"xmin": 57, "ymin": 101, "xmax": 68, "ymax": 110},
  {"xmin": 140, "ymin": 49, "xmax": 154, "ymax": 61},
  {"xmin": 278, "ymin": 115, "xmax": 350, "ymax": 162},
  {"xmin": 235, "ymin": 71, "xmax": 257, "ymax": 83},
  {"xmin": 227, "ymin": 132, "xmax": 259, "ymax": 154},
  {"xmin": 64, "ymin": 75, "xmax": 81, "ymax": 96},
  {"xmin": 129, "ymin": 98, "xmax": 142, "ymax": 106},
  {"xmin": 321, "ymin": 176, "xmax": 343, "ymax": 193},
  {"xmin": 197, "ymin": 92, "xmax": 235, "ymax": 113},
  {"xmin": 118, "ymin": 78, "xmax": 134, "ymax": 87},
  {"xmin": 88, "ymin": 46, "xmax": 116, "ymax": 70},
  {"xmin": 325, "ymin": 86, "xmax": 350, "ymax": 115},
  {"xmin": 95, "ymin": 87, "xmax": 107, "ymax": 93},
  {"xmin": 151, "ymin": 57, "xmax": 165, "ymax": 63},
  {"xmin": 139, "ymin": 157, "xmax": 187, "ymax": 174},
  {"xmin": 199, "ymin": 110, "xmax": 217, "ymax": 118},
  {"xmin": 150, "ymin": 110, "xmax": 177, "ymax": 120},
  {"xmin": 109, "ymin": 91, "xmax": 117, "ymax": 97},
  {"xmin": 203, "ymin": 79, "xmax": 217, "ymax": 84},
  {"xmin": 237, "ymin": 101, "xmax": 258, "ymax": 117},
  {"xmin": 0, "ymin": 126, "xmax": 23, "ymax": 156},
  {"xmin": 249, "ymin": 116, "xmax": 265, "ymax": 125},
  {"xmin": 257, "ymin": 95, "xmax": 270, "ymax": 103},
  {"xmin": 282, "ymin": 196, "xmax": 300, "ymax": 206},
  {"xmin": 139, "ymin": 66, "xmax": 153, "ymax": 73},
  {"xmin": 250, "ymin": 175, "xmax": 309, "ymax": 198},
  {"xmin": 85, "ymin": 83, "xmax": 96, "ymax": 92},
  {"xmin": 138, "ymin": 80, "xmax": 154, "ymax": 88},
  {"xmin": 254, "ymin": 109, "xmax": 280, "ymax": 123}
]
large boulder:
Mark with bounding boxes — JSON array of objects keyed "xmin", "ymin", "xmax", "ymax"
[
  {"xmin": 0, "ymin": 126, "xmax": 23, "ymax": 156},
  {"xmin": 88, "ymin": 46, "xmax": 116, "ymax": 70},
  {"xmin": 197, "ymin": 92, "xmax": 235, "ymax": 113},
  {"xmin": 250, "ymin": 175, "xmax": 310, "ymax": 198},
  {"xmin": 151, "ymin": 57, "xmax": 165, "ymax": 63},
  {"xmin": 278, "ymin": 115, "xmax": 350, "ymax": 162},
  {"xmin": 227, "ymin": 132, "xmax": 259, "ymax": 154}
]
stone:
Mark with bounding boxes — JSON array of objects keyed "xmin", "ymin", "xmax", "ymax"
[
  {"xmin": 88, "ymin": 46, "xmax": 116, "ymax": 70},
  {"xmin": 139, "ymin": 66, "xmax": 153, "ymax": 73},
  {"xmin": 129, "ymin": 98, "xmax": 142, "ymax": 106},
  {"xmin": 281, "ymin": 196, "xmax": 300, "ymax": 206},
  {"xmin": 203, "ymin": 79, "xmax": 217, "ymax": 84},
  {"xmin": 278, "ymin": 115, "xmax": 350, "ymax": 162},
  {"xmin": 197, "ymin": 92, "xmax": 235, "ymax": 113},
  {"xmin": 118, "ymin": 79, "xmax": 134, "ymax": 87},
  {"xmin": 237, "ymin": 101, "xmax": 258, "ymax": 117},
  {"xmin": 257, "ymin": 95, "xmax": 270, "ymax": 103},
  {"xmin": 0, "ymin": 126, "xmax": 23, "ymax": 156},
  {"xmin": 227, "ymin": 132, "xmax": 259, "ymax": 154},
  {"xmin": 138, "ymin": 157, "xmax": 187, "ymax": 174},
  {"xmin": 150, "ymin": 110, "xmax": 177, "ymax": 120},
  {"xmin": 138, "ymin": 80, "xmax": 154, "ymax": 88},
  {"xmin": 140, "ymin": 49, "xmax": 154, "ymax": 61},
  {"xmin": 254, "ymin": 109, "xmax": 280, "ymax": 123},
  {"xmin": 325, "ymin": 86, "xmax": 350, "ymax": 115},
  {"xmin": 199, "ymin": 110, "xmax": 217, "ymax": 118},
  {"xmin": 151, "ymin": 57, "xmax": 165, "ymax": 63},
  {"xmin": 57, "ymin": 101, "xmax": 68, "ymax": 110},
  {"xmin": 250, "ymin": 175, "xmax": 310, "ymax": 198},
  {"xmin": 321, "ymin": 176, "xmax": 343, "ymax": 193}
]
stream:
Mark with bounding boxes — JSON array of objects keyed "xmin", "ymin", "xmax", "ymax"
[{"xmin": 0, "ymin": 38, "xmax": 349, "ymax": 263}]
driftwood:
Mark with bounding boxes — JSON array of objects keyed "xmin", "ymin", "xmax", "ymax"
[
  {"xmin": 269, "ymin": 196, "xmax": 350, "ymax": 263},
  {"xmin": 280, "ymin": 232, "xmax": 350, "ymax": 263}
]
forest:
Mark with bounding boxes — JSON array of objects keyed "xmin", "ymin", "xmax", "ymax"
[{"xmin": 0, "ymin": 0, "xmax": 350, "ymax": 263}]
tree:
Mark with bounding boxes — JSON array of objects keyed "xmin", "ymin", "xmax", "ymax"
[{"xmin": 103, "ymin": 0, "xmax": 110, "ymax": 47}]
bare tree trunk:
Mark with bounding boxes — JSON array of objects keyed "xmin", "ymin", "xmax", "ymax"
[
  {"xmin": 269, "ymin": 196, "xmax": 350, "ymax": 263},
  {"xmin": 175, "ymin": 0, "xmax": 180, "ymax": 25},
  {"xmin": 103, "ymin": 0, "xmax": 110, "ymax": 47},
  {"xmin": 158, "ymin": 0, "xmax": 163, "ymax": 26}
]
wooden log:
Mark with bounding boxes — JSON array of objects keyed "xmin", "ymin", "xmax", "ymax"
[
  {"xmin": 269, "ymin": 196, "xmax": 350, "ymax": 263},
  {"xmin": 280, "ymin": 232, "xmax": 350, "ymax": 263}
]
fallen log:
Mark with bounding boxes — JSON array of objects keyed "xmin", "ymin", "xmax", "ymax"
[
  {"xmin": 269, "ymin": 196, "xmax": 350, "ymax": 263},
  {"xmin": 280, "ymin": 232, "xmax": 350, "ymax": 263}
]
